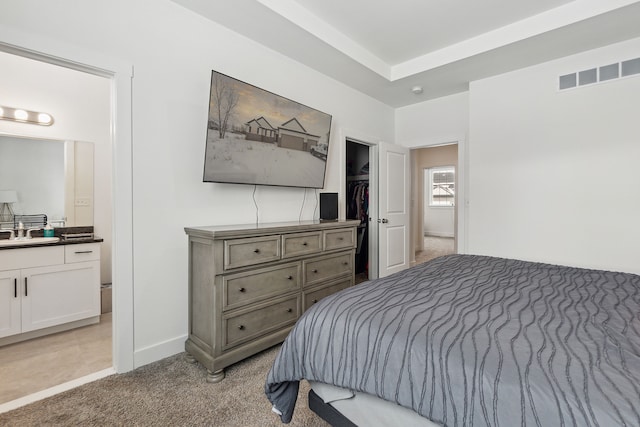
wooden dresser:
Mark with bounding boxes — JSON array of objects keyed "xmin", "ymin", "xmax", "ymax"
[{"xmin": 184, "ymin": 220, "xmax": 359, "ymax": 382}]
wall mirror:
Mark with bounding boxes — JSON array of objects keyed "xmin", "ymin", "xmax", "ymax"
[{"xmin": 0, "ymin": 134, "xmax": 94, "ymax": 228}]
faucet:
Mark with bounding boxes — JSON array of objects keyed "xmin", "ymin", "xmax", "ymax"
[
  {"xmin": 0, "ymin": 229, "xmax": 15, "ymax": 240},
  {"xmin": 17, "ymin": 221, "xmax": 24, "ymax": 239},
  {"xmin": 26, "ymin": 228, "xmax": 41, "ymax": 239}
]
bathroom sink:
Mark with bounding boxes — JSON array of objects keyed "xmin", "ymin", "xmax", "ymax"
[{"xmin": 0, "ymin": 237, "xmax": 60, "ymax": 247}]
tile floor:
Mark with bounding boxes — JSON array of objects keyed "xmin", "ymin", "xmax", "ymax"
[{"xmin": 0, "ymin": 313, "xmax": 112, "ymax": 404}]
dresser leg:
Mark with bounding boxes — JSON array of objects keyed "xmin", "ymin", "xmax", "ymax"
[
  {"xmin": 185, "ymin": 353, "xmax": 196, "ymax": 364},
  {"xmin": 207, "ymin": 369, "xmax": 225, "ymax": 383}
]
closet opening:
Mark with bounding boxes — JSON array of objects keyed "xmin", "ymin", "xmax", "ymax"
[{"xmin": 345, "ymin": 139, "xmax": 370, "ymax": 284}]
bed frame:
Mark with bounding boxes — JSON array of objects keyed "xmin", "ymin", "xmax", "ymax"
[{"xmin": 308, "ymin": 390, "xmax": 357, "ymax": 427}]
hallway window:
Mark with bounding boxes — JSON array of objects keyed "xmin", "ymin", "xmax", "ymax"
[{"xmin": 430, "ymin": 167, "xmax": 455, "ymax": 206}]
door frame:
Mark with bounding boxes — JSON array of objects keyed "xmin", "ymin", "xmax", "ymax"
[
  {"xmin": 0, "ymin": 36, "xmax": 134, "ymax": 373},
  {"xmin": 410, "ymin": 140, "xmax": 467, "ymax": 260},
  {"xmin": 337, "ymin": 128, "xmax": 379, "ymax": 279}
]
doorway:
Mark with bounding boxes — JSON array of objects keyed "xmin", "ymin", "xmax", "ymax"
[
  {"xmin": 345, "ymin": 139, "xmax": 371, "ymax": 284},
  {"xmin": 411, "ymin": 144, "xmax": 458, "ymax": 265},
  {"xmin": 0, "ymin": 49, "xmax": 114, "ymax": 407}
]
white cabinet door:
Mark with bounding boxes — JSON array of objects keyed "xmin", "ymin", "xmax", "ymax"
[
  {"xmin": 21, "ymin": 261, "xmax": 100, "ymax": 333},
  {"xmin": 378, "ymin": 141, "xmax": 411, "ymax": 278},
  {"xmin": 0, "ymin": 269, "xmax": 21, "ymax": 339}
]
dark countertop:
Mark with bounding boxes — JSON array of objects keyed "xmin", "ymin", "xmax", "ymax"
[{"xmin": 0, "ymin": 226, "xmax": 103, "ymax": 250}]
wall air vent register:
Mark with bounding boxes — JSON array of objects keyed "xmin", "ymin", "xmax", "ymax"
[{"xmin": 559, "ymin": 57, "xmax": 640, "ymax": 91}]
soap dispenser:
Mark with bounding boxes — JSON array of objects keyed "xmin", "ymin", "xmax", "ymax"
[{"xmin": 44, "ymin": 223, "xmax": 54, "ymax": 238}]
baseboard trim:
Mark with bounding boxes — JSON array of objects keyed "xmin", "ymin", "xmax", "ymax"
[
  {"xmin": 133, "ymin": 334, "xmax": 187, "ymax": 368},
  {"xmin": 424, "ymin": 232, "xmax": 455, "ymax": 238},
  {"xmin": 0, "ymin": 367, "xmax": 115, "ymax": 414}
]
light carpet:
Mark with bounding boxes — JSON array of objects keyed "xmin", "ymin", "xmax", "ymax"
[
  {"xmin": 415, "ymin": 236, "xmax": 454, "ymax": 264},
  {"xmin": 0, "ymin": 345, "xmax": 327, "ymax": 426}
]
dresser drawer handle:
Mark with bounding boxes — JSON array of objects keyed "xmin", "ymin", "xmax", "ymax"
[
  {"xmin": 302, "ymin": 242, "xmax": 308, "ymax": 246},
  {"xmin": 312, "ymin": 269, "xmax": 318, "ymax": 273},
  {"xmin": 287, "ymin": 275, "xmax": 293, "ymax": 280},
  {"xmin": 75, "ymin": 250, "xmax": 93, "ymax": 254},
  {"xmin": 238, "ymin": 325, "xmax": 245, "ymax": 330},
  {"xmin": 343, "ymin": 262, "xmax": 349, "ymax": 266},
  {"xmin": 253, "ymin": 249, "xmax": 260, "ymax": 254},
  {"xmin": 287, "ymin": 308, "xmax": 293, "ymax": 313},
  {"xmin": 338, "ymin": 237, "xmax": 344, "ymax": 241},
  {"xmin": 239, "ymin": 287, "xmax": 246, "ymax": 293},
  {"xmin": 312, "ymin": 299, "xmax": 318, "ymax": 304}
]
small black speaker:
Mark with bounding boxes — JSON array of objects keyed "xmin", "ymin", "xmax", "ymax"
[{"xmin": 319, "ymin": 193, "xmax": 338, "ymax": 221}]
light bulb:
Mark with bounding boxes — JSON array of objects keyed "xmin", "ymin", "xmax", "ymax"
[
  {"xmin": 38, "ymin": 113, "xmax": 52, "ymax": 124},
  {"xmin": 14, "ymin": 109, "xmax": 29, "ymax": 120}
]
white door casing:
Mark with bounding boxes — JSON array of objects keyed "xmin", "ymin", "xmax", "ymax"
[{"xmin": 378, "ymin": 142, "xmax": 411, "ymax": 277}]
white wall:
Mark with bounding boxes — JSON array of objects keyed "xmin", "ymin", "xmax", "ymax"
[
  {"xmin": 0, "ymin": 51, "xmax": 112, "ymax": 285},
  {"xmin": 468, "ymin": 37, "xmax": 640, "ymax": 274},
  {"xmin": 395, "ymin": 92, "xmax": 469, "ymax": 148},
  {"xmin": 0, "ymin": 0, "xmax": 394, "ymax": 366}
]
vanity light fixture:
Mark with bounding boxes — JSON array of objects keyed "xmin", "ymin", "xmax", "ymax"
[{"xmin": 0, "ymin": 105, "xmax": 54, "ymax": 126}]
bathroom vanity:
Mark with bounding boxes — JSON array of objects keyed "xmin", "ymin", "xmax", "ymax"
[{"xmin": 0, "ymin": 238, "xmax": 102, "ymax": 346}]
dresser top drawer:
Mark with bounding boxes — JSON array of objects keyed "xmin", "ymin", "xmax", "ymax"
[
  {"xmin": 324, "ymin": 228, "xmax": 356, "ymax": 251},
  {"xmin": 281, "ymin": 231, "xmax": 322, "ymax": 259},
  {"xmin": 224, "ymin": 236, "xmax": 281, "ymax": 270}
]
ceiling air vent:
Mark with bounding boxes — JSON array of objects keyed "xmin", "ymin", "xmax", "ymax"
[{"xmin": 559, "ymin": 56, "xmax": 640, "ymax": 91}]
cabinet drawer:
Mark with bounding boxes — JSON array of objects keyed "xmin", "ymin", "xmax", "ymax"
[
  {"xmin": 223, "ymin": 262, "xmax": 301, "ymax": 310},
  {"xmin": 64, "ymin": 243, "xmax": 100, "ymax": 263},
  {"xmin": 224, "ymin": 236, "xmax": 280, "ymax": 270},
  {"xmin": 304, "ymin": 251, "xmax": 353, "ymax": 287},
  {"xmin": 324, "ymin": 228, "xmax": 356, "ymax": 251},
  {"xmin": 0, "ymin": 246, "xmax": 64, "ymax": 270},
  {"xmin": 303, "ymin": 278, "xmax": 352, "ymax": 312},
  {"xmin": 281, "ymin": 231, "xmax": 322, "ymax": 258},
  {"xmin": 223, "ymin": 295, "xmax": 299, "ymax": 350}
]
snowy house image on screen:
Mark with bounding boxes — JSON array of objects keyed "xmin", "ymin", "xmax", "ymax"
[{"xmin": 203, "ymin": 71, "xmax": 332, "ymax": 188}]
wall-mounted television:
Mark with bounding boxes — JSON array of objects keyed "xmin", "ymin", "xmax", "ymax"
[{"xmin": 203, "ymin": 70, "xmax": 332, "ymax": 189}]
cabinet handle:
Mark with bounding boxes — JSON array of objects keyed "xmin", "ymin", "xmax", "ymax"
[
  {"xmin": 313, "ymin": 299, "xmax": 318, "ymax": 304},
  {"xmin": 253, "ymin": 248, "xmax": 260, "ymax": 254},
  {"xmin": 14, "ymin": 278, "xmax": 17, "ymax": 298},
  {"xmin": 75, "ymin": 250, "xmax": 93, "ymax": 254},
  {"xmin": 287, "ymin": 275, "xmax": 293, "ymax": 280},
  {"xmin": 239, "ymin": 287, "xmax": 246, "ymax": 293},
  {"xmin": 343, "ymin": 262, "xmax": 349, "ymax": 266},
  {"xmin": 287, "ymin": 308, "xmax": 292, "ymax": 313},
  {"xmin": 338, "ymin": 237, "xmax": 344, "ymax": 241},
  {"xmin": 312, "ymin": 269, "xmax": 318, "ymax": 273},
  {"xmin": 238, "ymin": 325, "xmax": 245, "ymax": 330},
  {"xmin": 24, "ymin": 277, "xmax": 28, "ymax": 297},
  {"xmin": 302, "ymin": 242, "xmax": 308, "ymax": 246}
]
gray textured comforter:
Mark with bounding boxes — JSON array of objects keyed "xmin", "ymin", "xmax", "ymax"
[{"xmin": 265, "ymin": 255, "xmax": 640, "ymax": 426}]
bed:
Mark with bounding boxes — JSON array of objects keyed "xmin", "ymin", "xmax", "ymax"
[{"xmin": 265, "ymin": 254, "xmax": 640, "ymax": 426}]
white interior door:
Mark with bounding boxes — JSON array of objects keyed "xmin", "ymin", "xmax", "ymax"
[{"xmin": 378, "ymin": 142, "xmax": 410, "ymax": 277}]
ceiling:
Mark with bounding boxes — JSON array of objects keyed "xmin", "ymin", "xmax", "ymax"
[{"xmin": 171, "ymin": 0, "xmax": 640, "ymax": 107}]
